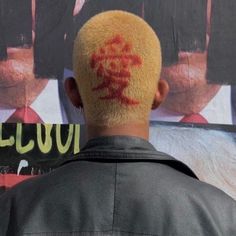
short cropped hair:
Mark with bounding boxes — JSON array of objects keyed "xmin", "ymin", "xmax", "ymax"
[{"xmin": 73, "ymin": 10, "xmax": 162, "ymax": 126}]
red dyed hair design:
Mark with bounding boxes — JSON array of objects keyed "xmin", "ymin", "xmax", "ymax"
[{"xmin": 90, "ymin": 35, "xmax": 142, "ymax": 106}]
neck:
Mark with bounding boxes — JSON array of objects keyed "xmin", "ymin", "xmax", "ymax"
[{"xmin": 86, "ymin": 122, "xmax": 149, "ymax": 141}]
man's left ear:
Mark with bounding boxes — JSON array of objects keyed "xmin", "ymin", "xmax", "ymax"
[
  {"xmin": 152, "ymin": 79, "xmax": 169, "ymax": 110},
  {"xmin": 64, "ymin": 77, "xmax": 83, "ymax": 109}
]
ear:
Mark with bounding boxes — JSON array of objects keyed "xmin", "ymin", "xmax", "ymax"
[
  {"xmin": 64, "ymin": 77, "xmax": 83, "ymax": 108},
  {"xmin": 152, "ymin": 79, "xmax": 169, "ymax": 110}
]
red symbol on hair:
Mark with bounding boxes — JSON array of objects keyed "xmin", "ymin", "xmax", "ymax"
[{"xmin": 90, "ymin": 35, "xmax": 142, "ymax": 105}]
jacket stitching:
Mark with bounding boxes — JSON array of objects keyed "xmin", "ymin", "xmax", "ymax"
[
  {"xmin": 24, "ymin": 229, "xmax": 159, "ymax": 235},
  {"xmin": 76, "ymin": 152, "xmax": 174, "ymax": 160},
  {"xmin": 112, "ymin": 163, "xmax": 118, "ymax": 231}
]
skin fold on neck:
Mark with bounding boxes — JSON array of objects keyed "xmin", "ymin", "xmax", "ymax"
[{"xmin": 86, "ymin": 122, "xmax": 150, "ymax": 141}]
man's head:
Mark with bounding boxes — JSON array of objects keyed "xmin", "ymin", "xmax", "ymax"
[
  {"xmin": 66, "ymin": 11, "xmax": 168, "ymax": 128},
  {"xmin": 0, "ymin": 0, "xmax": 47, "ymax": 108},
  {"xmin": 157, "ymin": 0, "xmax": 220, "ymax": 115},
  {"xmin": 0, "ymin": 0, "xmax": 85, "ymax": 109}
]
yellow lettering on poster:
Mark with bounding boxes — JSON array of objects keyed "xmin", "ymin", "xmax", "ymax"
[
  {"xmin": 16, "ymin": 124, "xmax": 34, "ymax": 154},
  {"xmin": 56, "ymin": 124, "xmax": 74, "ymax": 154},
  {"xmin": 37, "ymin": 124, "xmax": 53, "ymax": 154},
  {"xmin": 0, "ymin": 124, "xmax": 15, "ymax": 147},
  {"xmin": 74, "ymin": 124, "xmax": 80, "ymax": 154}
]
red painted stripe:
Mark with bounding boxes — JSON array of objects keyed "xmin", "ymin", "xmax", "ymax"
[{"xmin": 0, "ymin": 174, "xmax": 37, "ymax": 188}]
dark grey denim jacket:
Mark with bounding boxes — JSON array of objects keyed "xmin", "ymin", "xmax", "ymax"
[{"xmin": 0, "ymin": 136, "xmax": 236, "ymax": 236}]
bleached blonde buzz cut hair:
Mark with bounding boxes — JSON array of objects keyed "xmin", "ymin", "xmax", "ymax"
[{"xmin": 73, "ymin": 10, "xmax": 162, "ymax": 127}]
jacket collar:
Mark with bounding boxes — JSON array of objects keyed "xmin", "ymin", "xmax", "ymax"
[
  {"xmin": 81, "ymin": 135, "xmax": 157, "ymax": 152},
  {"xmin": 60, "ymin": 135, "xmax": 198, "ymax": 179}
]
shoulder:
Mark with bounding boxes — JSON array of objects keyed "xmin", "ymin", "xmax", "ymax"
[
  {"xmin": 116, "ymin": 161, "xmax": 236, "ymax": 234},
  {"xmin": 0, "ymin": 161, "xmax": 116, "ymax": 234},
  {"xmin": 128, "ymin": 160, "xmax": 236, "ymax": 205}
]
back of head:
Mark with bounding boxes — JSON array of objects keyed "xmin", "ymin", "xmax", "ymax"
[{"xmin": 73, "ymin": 10, "xmax": 161, "ymax": 127}]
